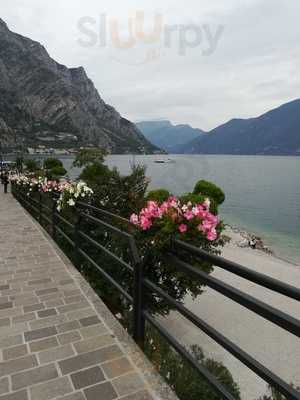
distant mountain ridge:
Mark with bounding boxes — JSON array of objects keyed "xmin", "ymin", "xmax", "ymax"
[
  {"xmin": 136, "ymin": 120, "xmax": 205, "ymax": 153},
  {"xmin": 179, "ymin": 99, "xmax": 300, "ymax": 155},
  {"xmin": 0, "ymin": 18, "xmax": 157, "ymax": 154}
]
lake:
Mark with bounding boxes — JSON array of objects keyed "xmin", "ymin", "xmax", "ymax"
[{"xmin": 39, "ymin": 154, "xmax": 300, "ymax": 264}]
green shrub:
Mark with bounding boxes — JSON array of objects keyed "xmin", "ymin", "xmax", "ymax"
[
  {"xmin": 49, "ymin": 165, "xmax": 67, "ymax": 179},
  {"xmin": 24, "ymin": 159, "xmax": 40, "ymax": 173},
  {"xmin": 43, "ymin": 158, "xmax": 66, "ymax": 179},
  {"xmin": 146, "ymin": 189, "xmax": 170, "ymax": 203},
  {"xmin": 43, "ymin": 158, "xmax": 64, "ymax": 170},
  {"xmin": 146, "ymin": 328, "xmax": 241, "ymax": 400},
  {"xmin": 73, "ymin": 148, "xmax": 107, "ymax": 168},
  {"xmin": 193, "ymin": 180, "xmax": 225, "ymax": 205}
]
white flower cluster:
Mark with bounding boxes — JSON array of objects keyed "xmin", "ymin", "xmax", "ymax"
[
  {"xmin": 57, "ymin": 181, "xmax": 94, "ymax": 212},
  {"xmin": 10, "ymin": 174, "xmax": 46, "ymax": 196},
  {"xmin": 10, "ymin": 174, "xmax": 94, "ymax": 212}
]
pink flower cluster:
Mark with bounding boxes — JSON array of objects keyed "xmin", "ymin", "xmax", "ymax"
[
  {"xmin": 130, "ymin": 196, "xmax": 219, "ymax": 241},
  {"xmin": 41, "ymin": 180, "xmax": 60, "ymax": 193}
]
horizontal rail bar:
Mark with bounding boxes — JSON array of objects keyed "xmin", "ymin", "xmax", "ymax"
[
  {"xmin": 143, "ymin": 278, "xmax": 300, "ymax": 400},
  {"xmin": 23, "ymin": 198, "xmax": 39, "ymax": 215},
  {"xmin": 174, "ymin": 240, "xmax": 300, "ymax": 301},
  {"xmin": 78, "ymin": 230, "xmax": 133, "ymax": 273},
  {"xmin": 79, "ymin": 208, "xmax": 141, "ymax": 265},
  {"xmin": 30, "ymin": 196, "xmax": 40, "ymax": 206},
  {"xmin": 166, "ymin": 254, "xmax": 300, "ymax": 338},
  {"xmin": 81, "ymin": 212, "xmax": 133, "ymax": 240},
  {"xmin": 55, "ymin": 213, "xmax": 75, "ymax": 230},
  {"xmin": 144, "ymin": 311, "xmax": 237, "ymax": 400},
  {"xmin": 40, "ymin": 213, "xmax": 52, "ymax": 225},
  {"xmin": 78, "ymin": 248, "xmax": 133, "ymax": 303},
  {"xmin": 77, "ymin": 201, "xmax": 130, "ymax": 225},
  {"xmin": 55, "ymin": 226, "xmax": 75, "ymax": 247},
  {"xmin": 41, "ymin": 203, "xmax": 52, "ymax": 213}
]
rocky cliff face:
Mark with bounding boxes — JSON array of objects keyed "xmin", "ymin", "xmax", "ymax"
[{"xmin": 0, "ymin": 19, "xmax": 157, "ymax": 153}]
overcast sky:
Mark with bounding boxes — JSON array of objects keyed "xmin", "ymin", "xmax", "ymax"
[{"xmin": 2, "ymin": 0, "xmax": 300, "ymax": 130}]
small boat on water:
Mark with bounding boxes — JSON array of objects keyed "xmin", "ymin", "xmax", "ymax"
[{"xmin": 154, "ymin": 158, "xmax": 175, "ymax": 164}]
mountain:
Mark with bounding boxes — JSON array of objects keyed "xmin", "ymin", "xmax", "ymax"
[
  {"xmin": 0, "ymin": 19, "xmax": 157, "ymax": 154},
  {"xmin": 136, "ymin": 120, "xmax": 205, "ymax": 153},
  {"xmin": 180, "ymin": 99, "xmax": 300, "ymax": 155}
]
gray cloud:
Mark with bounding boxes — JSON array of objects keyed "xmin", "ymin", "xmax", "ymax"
[{"xmin": 2, "ymin": 0, "xmax": 300, "ymax": 130}]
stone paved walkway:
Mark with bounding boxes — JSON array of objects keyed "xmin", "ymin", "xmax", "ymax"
[{"xmin": 0, "ymin": 189, "xmax": 175, "ymax": 400}]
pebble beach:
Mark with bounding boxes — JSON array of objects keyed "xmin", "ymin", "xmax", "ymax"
[{"xmin": 162, "ymin": 227, "xmax": 300, "ymax": 399}]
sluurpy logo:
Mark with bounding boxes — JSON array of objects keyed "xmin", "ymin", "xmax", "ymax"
[{"xmin": 77, "ymin": 12, "xmax": 225, "ymax": 66}]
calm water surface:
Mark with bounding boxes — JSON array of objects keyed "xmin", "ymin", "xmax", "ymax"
[{"xmin": 62, "ymin": 155, "xmax": 300, "ymax": 264}]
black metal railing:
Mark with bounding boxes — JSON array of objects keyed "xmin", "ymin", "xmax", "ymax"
[{"xmin": 12, "ymin": 184, "xmax": 300, "ymax": 400}]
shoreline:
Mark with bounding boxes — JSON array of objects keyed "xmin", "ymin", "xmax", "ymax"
[
  {"xmin": 162, "ymin": 224, "xmax": 300, "ymax": 400},
  {"xmin": 225, "ymin": 224, "xmax": 300, "ymax": 267}
]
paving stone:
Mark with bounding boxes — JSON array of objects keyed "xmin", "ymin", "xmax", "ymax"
[
  {"xmin": 59, "ymin": 345, "xmax": 123, "ymax": 374},
  {"xmin": 28, "ymin": 278, "xmax": 52, "ymax": 286},
  {"xmin": 0, "ymin": 318, "xmax": 10, "ymax": 328},
  {"xmin": 58, "ymin": 331, "xmax": 82, "ymax": 345},
  {"xmin": 58, "ymin": 302, "xmax": 90, "ymax": 315},
  {"xmin": 12, "ymin": 313, "xmax": 36, "ymax": 324},
  {"xmin": 84, "ymin": 382, "xmax": 117, "ymax": 400},
  {"xmin": 0, "ymin": 377, "xmax": 9, "ymax": 395},
  {"xmin": 112, "ymin": 372, "xmax": 145, "ymax": 397},
  {"xmin": 79, "ymin": 316, "xmax": 100, "ymax": 327},
  {"xmin": 64, "ymin": 295, "xmax": 85, "ymax": 305},
  {"xmin": 71, "ymin": 366, "xmax": 105, "ymax": 389},
  {"xmin": 14, "ymin": 296, "xmax": 38, "ymax": 307},
  {"xmin": 11, "ymin": 364, "xmax": 58, "ymax": 390},
  {"xmin": 30, "ymin": 376, "xmax": 73, "ymax": 400},
  {"xmin": 36, "ymin": 288, "xmax": 58, "ymax": 296},
  {"xmin": 0, "ymin": 286, "xmax": 9, "ymax": 291},
  {"xmin": 23, "ymin": 303, "xmax": 44, "ymax": 313},
  {"xmin": 0, "ymin": 302, "xmax": 13, "ymax": 310},
  {"xmin": 24, "ymin": 326, "xmax": 57, "ymax": 342},
  {"xmin": 121, "ymin": 390, "xmax": 154, "ymax": 400},
  {"xmin": 79, "ymin": 324, "xmax": 108, "ymax": 339},
  {"xmin": 37, "ymin": 309, "xmax": 57, "ymax": 318},
  {"xmin": 29, "ymin": 314, "xmax": 66, "ymax": 330},
  {"xmin": 55, "ymin": 393, "xmax": 85, "ymax": 400},
  {"xmin": 3, "ymin": 344, "xmax": 28, "ymax": 361},
  {"xmin": 0, "ymin": 390, "xmax": 28, "ymax": 400},
  {"xmin": 45, "ymin": 299, "xmax": 64, "ymax": 308},
  {"xmin": 0, "ymin": 323, "xmax": 28, "ymax": 338},
  {"xmin": 65, "ymin": 308, "xmax": 96, "ymax": 321},
  {"xmin": 0, "ymin": 354, "xmax": 38, "ymax": 377},
  {"xmin": 38, "ymin": 344, "xmax": 74, "ymax": 364},
  {"xmin": 59, "ymin": 279, "xmax": 74, "ymax": 286},
  {"xmin": 28, "ymin": 292, "xmax": 56, "ymax": 302},
  {"xmin": 102, "ymin": 357, "xmax": 134, "ymax": 379},
  {"xmin": 57, "ymin": 320, "xmax": 81, "ymax": 333},
  {"xmin": 29, "ymin": 336, "xmax": 59, "ymax": 353},
  {"xmin": 74, "ymin": 334, "xmax": 115, "ymax": 354},
  {"xmin": 63, "ymin": 289, "xmax": 81, "ymax": 298},
  {"xmin": 10, "ymin": 294, "xmax": 35, "ymax": 302},
  {"xmin": 0, "ymin": 307, "xmax": 23, "ymax": 319}
]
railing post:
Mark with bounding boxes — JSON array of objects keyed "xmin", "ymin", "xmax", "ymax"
[
  {"xmin": 52, "ymin": 198, "xmax": 57, "ymax": 241},
  {"xmin": 74, "ymin": 209, "xmax": 81, "ymax": 269},
  {"xmin": 39, "ymin": 192, "xmax": 42, "ymax": 223},
  {"xmin": 133, "ymin": 259, "xmax": 145, "ymax": 350}
]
